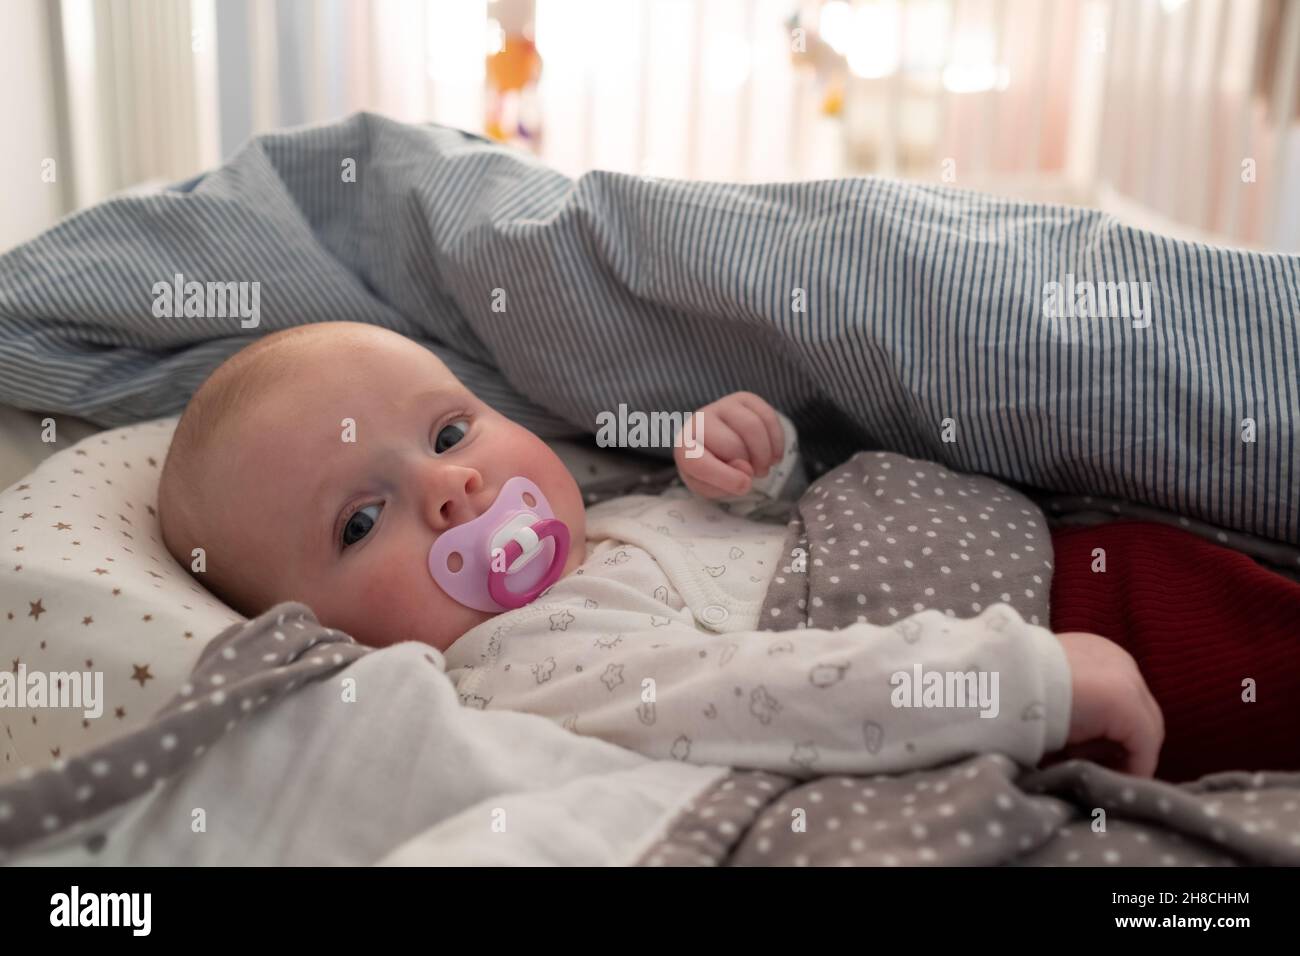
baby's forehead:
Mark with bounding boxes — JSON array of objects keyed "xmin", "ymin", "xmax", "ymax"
[
  {"xmin": 216, "ymin": 331, "xmax": 467, "ymax": 468},
  {"xmin": 300, "ymin": 332, "xmax": 460, "ymax": 390},
  {"xmin": 233, "ymin": 352, "xmax": 463, "ymax": 453}
]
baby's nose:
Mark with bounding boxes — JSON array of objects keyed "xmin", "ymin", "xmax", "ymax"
[
  {"xmin": 427, "ymin": 469, "xmax": 484, "ymax": 529},
  {"xmin": 438, "ymin": 497, "xmax": 474, "ymax": 526},
  {"xmin": 432, "ymin": 494, "xmax": 473, "ymax": 531}
]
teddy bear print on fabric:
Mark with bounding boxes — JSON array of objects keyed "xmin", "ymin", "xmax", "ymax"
[
  {"xmin": 530, "ymin": 657, "xmax": 556, "ymax": 684},
  {"xmin": 790, "ymin": 742, "xmax": 819, "ymax": 770},
  {"xmin": 749, "ymin": 686, "xmax": 781, "ymax": 724},
  {"xmin": 809, "ymin": 663, "xmax": 850, "ymax": 688}
]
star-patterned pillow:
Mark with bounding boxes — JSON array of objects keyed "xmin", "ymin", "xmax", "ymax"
[{"xmin": 0, "ymin": 417, "xmax": 242, "ymax": 782}]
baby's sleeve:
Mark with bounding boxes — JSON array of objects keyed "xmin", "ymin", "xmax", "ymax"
[
  {"xmin": 716, "ymin": 409, "xmax": 808, "ymax": 520},
  {"xmin": 451, "ymin": 603, "xmax": 1072, "ymax": 778}
]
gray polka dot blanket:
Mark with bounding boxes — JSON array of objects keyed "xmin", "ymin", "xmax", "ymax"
[
  {"xmin": 758, "ymin": 450, "xmax": 1054, "ymax": 629},
  {"xmin": 3, "ymin": 454, "xmax": 1299, "ymax": 865},
  {"xmin": 639, "ymin": 452, "xmax": 1300, "ymax": 866}
]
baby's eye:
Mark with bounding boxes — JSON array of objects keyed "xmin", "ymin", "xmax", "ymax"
[
  {"xmin": 341, "ymin": 503, "xmax": 382, "ymax": 548},
  {"xmin": 434, "ymin": 418, "xmax": 470, "ymax": 454}
]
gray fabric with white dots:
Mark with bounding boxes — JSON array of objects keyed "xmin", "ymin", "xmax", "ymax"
[
  {"xmin": 759, "ymin": 451, "xmax": 1052, "ymax": 629},
  {"xmin": 636, "ymin": 451, "xmax": 1300, "ymax": 866},
  {"xmin": 0, "ymin": 602, "xmax": 365, "ymax": 857},
  {"xmin": 7, "ymin": 449, "xmax": 1299, "ymax": 864},
  {"xmin": 638, "ymin": 755, "xmax": 1300, "ymax": 867}
]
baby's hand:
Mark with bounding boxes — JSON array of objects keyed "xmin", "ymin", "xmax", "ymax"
[
  {"xmin": 673, "ymin": 392, "xmax": 785, "ymax": 499},
  {"xmin": 1049, "ymin": 632, "xmax": 1165, "ymax": 777}
]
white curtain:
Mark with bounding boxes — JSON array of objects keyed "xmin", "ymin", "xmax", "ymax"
[{"xmin": 17, "ymin": 0, "xmax": 1300, "ymax": 252}]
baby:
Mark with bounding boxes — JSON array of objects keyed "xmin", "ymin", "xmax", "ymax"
[{"xmin": 159, "ymin": 322, "xmax": 1163, "ymax": 778}]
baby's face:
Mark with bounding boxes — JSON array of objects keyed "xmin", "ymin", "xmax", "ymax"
[{"xmin": 205, "ymin": 333, "xmax": 587, "ymax": 651}]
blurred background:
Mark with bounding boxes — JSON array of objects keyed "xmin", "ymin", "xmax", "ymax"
[{"xmin": 3, "ymin": 0, "xmax": 1298, "ymax": 253}]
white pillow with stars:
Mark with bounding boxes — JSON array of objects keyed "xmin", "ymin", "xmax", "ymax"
[{"xmin": 0, "ymin": 417, "xmax": 241, "ymax": 783}]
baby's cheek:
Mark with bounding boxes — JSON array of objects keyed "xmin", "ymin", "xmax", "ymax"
[
  {"xmin": 526, "ymin": 439, "xmax": 584, "ymax": 522},
  {"xmin": 354, "ymin": 561, "xmax": 488, "ymax": 650},
  {"xmin": 320, "ymin": 563, "xmax": 427, "ymax": 648}
]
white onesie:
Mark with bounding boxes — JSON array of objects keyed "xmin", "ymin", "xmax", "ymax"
[{"xmin": 443, "ymin": 419, "xmax": 1072, "ymax": 778}]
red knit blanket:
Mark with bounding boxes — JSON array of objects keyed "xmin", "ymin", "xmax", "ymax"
[{"xmin": 1050, "ymin": 521, "xmax": 1300, "ymax": 781}]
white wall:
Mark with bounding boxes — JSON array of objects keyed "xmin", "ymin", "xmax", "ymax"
[{"xmin": 0, "ymin": 0, "xmax": 68, "ymax": 252}]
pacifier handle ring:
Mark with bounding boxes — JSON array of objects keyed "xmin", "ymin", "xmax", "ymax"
[{"xmin": 487, "ymin": 518, "xmax": 570, "ymax": 610}]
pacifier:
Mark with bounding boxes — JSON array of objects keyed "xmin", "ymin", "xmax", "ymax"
[{"xmin": 428, "ymin": 476, "xmax": 570, "ymax": 612}]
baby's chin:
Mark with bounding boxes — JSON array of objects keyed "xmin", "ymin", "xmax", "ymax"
[
  {"xmin": 340, "ymin": 611, "xmax": 483, "ymax": 652},
  {"xmin": 396, "ymin": 602, "xmax": 496, "ymax": 653}
]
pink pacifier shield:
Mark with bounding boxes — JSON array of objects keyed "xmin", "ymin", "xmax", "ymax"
[{"xmin": 428, "ymin": 476, "xmax": 568, "ymax": 612}]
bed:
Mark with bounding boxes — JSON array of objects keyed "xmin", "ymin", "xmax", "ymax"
[{"xmin": 1, "ymin": 113, "xmax": 1298, "ymax": 866}]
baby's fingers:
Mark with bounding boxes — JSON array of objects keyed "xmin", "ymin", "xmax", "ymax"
[
  {"xmin": 734, "ymin": 393, "xmax": 785, "ymax": 470},
  {"xmin": 718, "ymin": 402, "xmax": 775, "ymax": 475},
  {"xmin": 1114, "ymin": 705, "xmax": 1163, "ymax": 778},
  {"xmin": 680, "ymin": 444, "xmax": 752, "ymax": 497}
]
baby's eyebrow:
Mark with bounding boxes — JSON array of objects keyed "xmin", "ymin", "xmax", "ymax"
[{"xmin": 405, "ymin": 384, "xmax": 463, "ymax": 414}]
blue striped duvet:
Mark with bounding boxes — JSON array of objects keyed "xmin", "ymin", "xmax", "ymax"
[{"xmin": 0, "ymin": 113, "xmax": 1296, "ymax": 543}]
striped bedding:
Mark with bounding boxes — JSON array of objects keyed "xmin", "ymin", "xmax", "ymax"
[{"xmin": 0, "ymin": 112, "xmax": 1296, "ymax": 543}]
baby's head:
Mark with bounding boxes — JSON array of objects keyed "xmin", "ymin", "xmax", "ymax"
[{"xmin": 159, "ymin": 322, "xmax": 587, "ymax": 651}]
